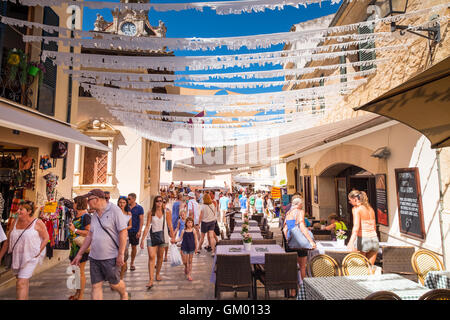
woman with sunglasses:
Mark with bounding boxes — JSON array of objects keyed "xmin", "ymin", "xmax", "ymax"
[{"xmin": 140, "ymin": 196, "xmax": 175, "ymax": 289}]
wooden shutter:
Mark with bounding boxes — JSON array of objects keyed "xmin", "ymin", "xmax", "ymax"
[{"xmin": 37, "ymin": 7, "xmax": 59, "ymax": 116}]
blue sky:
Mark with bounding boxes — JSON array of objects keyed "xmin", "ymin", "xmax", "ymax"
[{"xmin": 82, "ymin": 0, "xmax": 340, "ymax": 94}]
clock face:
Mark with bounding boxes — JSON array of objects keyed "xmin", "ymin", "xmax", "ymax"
[{"xmin": 121, "ymin": 22, "xmax": 137, "ymax": 36}]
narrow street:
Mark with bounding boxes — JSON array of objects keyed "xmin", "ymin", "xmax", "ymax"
[{"xmin": 0, "ymin": 220, "xmax": 284, "ymax": 300}]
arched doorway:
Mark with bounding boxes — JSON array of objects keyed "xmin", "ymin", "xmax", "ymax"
[{"xmin": 321, "ymin": 163, "xmax": 376, "ymax": 227}]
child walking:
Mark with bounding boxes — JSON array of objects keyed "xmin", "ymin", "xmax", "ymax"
[{"xmin": 177, "ymin": 217, "xmax": 197, "ymax": 281}]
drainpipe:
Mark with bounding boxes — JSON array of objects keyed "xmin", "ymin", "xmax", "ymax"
[{"xmin": 435, "ymin": 149, "xmax": 447, "ymax": 269}]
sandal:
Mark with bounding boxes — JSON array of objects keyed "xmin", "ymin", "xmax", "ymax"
[
  {"xmin": 68, "ymin": 295, "xmax": 76, "ymax": 300},
  {"xmin": 130, "ymin": 265, "xmax": 136, "ymax": 271},
  {"xmin": 146, "ymin": 283, "xmax": 153, "ymax": 290},
  {"xmin": 187, "ymin": 276, "xmax": 193, "ymax": 281}
]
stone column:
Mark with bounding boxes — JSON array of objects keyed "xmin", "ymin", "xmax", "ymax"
[{"xmin": 149, "ymin": 141, "xmax": 161, "ymax": 204}]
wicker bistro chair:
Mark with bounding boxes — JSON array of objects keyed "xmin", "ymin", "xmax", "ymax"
[
  {"xmin": 365, "ymin": 291, "xmax": 402, "ymax": 300},
  {"xmin": 342, "ymin": 253, "xmax": 372, "ymax": 276},
  {"xmin": 252, "ymin": 239, "xmax": 277, "ymax": 245},
  {"xmin": 215, "ymin": 254, "xmax": 254, "ymax": 299},
  {"xmin": 381, "ymin": 246, "xmax": 417, "ymax": 282},
  {"xmin": 418, "ymin": 289, "xmax": 450, "ymax": 300},
  {"xmin": 308, "ymin": 254, "xmax": 341, "ymax": 277},
  {"xmin": 217, "ymin": 240, "xmax": 243, "ymax": 246},
  {"xmin": 411, "ymin": 249, "xmax": 444, "ymax": 285},
  {"xmin": 253, "ymin": 252, "xmax": 299, "ymax": 299}
]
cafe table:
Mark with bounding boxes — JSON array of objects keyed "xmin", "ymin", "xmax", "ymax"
[
  {"xmin": 230, "ymin": 232, "xmax": 264, "ymax": 240},
  {"xmin": 234, "ymin": 226, "xmax": 260, "ymax": 233},
  {"xmin": 301, "ymin": 273, "xmax": 430, "ymax": 300},
  {"xmin": 210, "ymin": 244, "xmax": 285, "ymax": 283},
  {"xmin": 424, "ymin": 270, "xmax": 450, "ymax": 289}
]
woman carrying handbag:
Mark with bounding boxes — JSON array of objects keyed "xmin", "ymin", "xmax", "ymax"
[
  {"xmin": 0, "ymin": 201, "xmax": 48, "ymax": 300},
  {"xmin": 140, "ymin": 195, "xmax": 175, "ymax": 290},
  {"xmin": 283, "ymin": 197, "xmax": 316, "ymax": 287}
]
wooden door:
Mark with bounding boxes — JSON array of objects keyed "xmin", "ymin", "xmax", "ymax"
[{"xmin": 304, "ymin": 176, "xmax": 312, "ymax": 217}]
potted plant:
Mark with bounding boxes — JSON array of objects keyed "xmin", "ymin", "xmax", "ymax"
[
  {"xmin": 6, "ymin": 48, "xmax": 28, "ymax": 85},
  {"xmin": 27, "ymin": 61, "xmax": 46, "ymax": 85},
  {"xmin": 320, "ymin": 219, "xmax": 326, "ymax": 230},
  {"xmin": 243, "ymin": 233, "xmax": 252, "ymax": 251},
  {"xmin": 335, "ymin": 229, "xmax": 347, "ymax": 246},
  {"xmin": 241, "ymin": 224, "xmax": 248, "ymax": 234}
]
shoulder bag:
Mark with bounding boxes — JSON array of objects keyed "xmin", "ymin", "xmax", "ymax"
[
  {"xmin": 288, "ymin": 223, "xmax": 315, "ymax": 250},
  {"xmin": 2, "ymin": 219, "xmax": 36, "ymax": 269},
  {"xmin": 73, "ymin": 214, "xmax": 90, "ymax": 253},
  {"xmin": 96, "ymin": 215, "xmax": 119, "ymax": 249},
  {"xmin": 150, "ymin": 212, "xmax": 166, "ymax": 246}
]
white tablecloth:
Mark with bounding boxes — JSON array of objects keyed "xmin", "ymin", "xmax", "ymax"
[
  {"xmin": 234, "ymin": 226, "xmax": 260, "ymax": 233},
  {"xmin": 230, "ymin": 232, "xmax": 263, "ymax": 240}
]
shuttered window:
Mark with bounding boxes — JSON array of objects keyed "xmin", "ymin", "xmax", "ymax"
[
  {"xmin": 165, "ymin": 159, "xmax": 172, "ymax": 172},
  {"xmin": 37, "ymin": 7, "xmax": 59, "ymax": 116},
  {"xmin": 358, "ymin": 24, "xmax": 376, "ymax": 71}
]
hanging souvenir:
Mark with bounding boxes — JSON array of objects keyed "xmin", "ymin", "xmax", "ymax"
[{"xmin": 43, "ymin": 173, "xmax": 58, "ymax": 201}]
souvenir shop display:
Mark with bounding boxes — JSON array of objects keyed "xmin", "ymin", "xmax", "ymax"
[
  {"xmin": 39, "ymin": 198, "xmax": 72, "ymax": 255},
  {"xmin": 0, "ymin": 149, "xmax": 36, "ymax": 228},
  {"xmin": 43, "ymin": 173, "xmax": 58, "ymax": 201},
  {"xmin": 39, "ymin": 155, "xmax": 52, "ymax": 170}
]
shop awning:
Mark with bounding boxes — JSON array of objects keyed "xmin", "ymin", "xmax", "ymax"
[
  {"xmin": 175, "ymin": 113, "xmax": 392, "ymax": 174},
  {"xmin": 0, "ymin": 101, "xmax": 110, "ymax": 152},
  {"xmin": 354, "ymin": 57, "xmax": 450, "ymax": 149}
]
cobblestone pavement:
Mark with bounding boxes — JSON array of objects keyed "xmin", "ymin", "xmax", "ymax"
[{"xmin": 0, "ymin": 218, "xmax": 288, "ymax": 300}]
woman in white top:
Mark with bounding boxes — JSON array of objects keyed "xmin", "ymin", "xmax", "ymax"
[
  {"xmin": 0, "ymin": 201, "xmax": 48, "ymax": 300},
  {"xmin": 196, "ymin": 193, "xmax": 218, "ymax": 256},
  {"xmin": 140, "ymin": 195, "xmax": 175, "ymax": 289}
]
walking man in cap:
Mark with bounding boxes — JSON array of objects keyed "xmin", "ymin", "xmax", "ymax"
[{"xmin": 71, "ymin": 189, "xmax": 129, "ymax": 300}]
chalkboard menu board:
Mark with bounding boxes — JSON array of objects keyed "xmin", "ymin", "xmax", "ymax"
[
  {"xmin": 375, "ymin": 174, "xmax": 389, "ymax": 226},
  {"xmin": 395, "ymin": 168, "xmax": 425, "ymax": 239}
]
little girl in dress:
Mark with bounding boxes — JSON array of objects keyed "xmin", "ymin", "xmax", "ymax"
[{"xmin": 176, "ymin": 216, "xmax": 197, "ymax": 281}]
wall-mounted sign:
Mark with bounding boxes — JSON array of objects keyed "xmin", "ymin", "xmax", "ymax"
[
  {"xmin": 375, "ymin": 174, "xmax": 389, "ymax": 226},
  {"xmin": 395, "ymin": 168, "xmax": 425, "ymax": 239}
]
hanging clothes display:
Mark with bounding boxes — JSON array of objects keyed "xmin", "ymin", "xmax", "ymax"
[{"xmin": 39, "ymin": 200, "xmax": 71, "ymax": 254}]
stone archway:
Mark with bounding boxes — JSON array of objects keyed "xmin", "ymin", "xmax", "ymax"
[
  {"xmin": 311, "ymin": 144, "xmax": 386, "ymax": 223},
  {"xmin": 315, "ymin": 144, "xmax": 386, "ymax": 177}
]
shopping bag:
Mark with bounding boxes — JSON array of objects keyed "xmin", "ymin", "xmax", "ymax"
[{"xmin": 168, "ymin": 243, "xmax": 183, "ymax": 267}]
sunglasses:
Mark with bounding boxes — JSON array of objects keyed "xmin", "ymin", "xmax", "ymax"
[{"xmin": 156, "ymin": 199, "xmax": 163, "ymax": 203}]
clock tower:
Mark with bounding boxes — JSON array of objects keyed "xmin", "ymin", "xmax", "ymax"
[{"xmin": 93, "ymin": 0, "xmax": 166, "ymax": 38}]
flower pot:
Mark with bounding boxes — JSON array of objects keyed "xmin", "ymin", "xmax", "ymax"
[
  {"xmin": 244, "ymin": 242, "xmax": 252, "ymax": 251},
  {"xmin": 336, "ymin": 239, "xmax": 345, "ymax": 247},
  {"xmin": 28, "ymin": 65, "xmax": 39, "ymax": 76}
]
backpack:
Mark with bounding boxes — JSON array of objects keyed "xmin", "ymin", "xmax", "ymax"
[{"xmin": 50, "ymin": 142, "xmax": 68, "ymax": 159}]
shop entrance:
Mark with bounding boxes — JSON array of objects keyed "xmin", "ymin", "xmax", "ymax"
[{"xmin": 335, "ymin": 165, "xmax": 376, "ymax": 228}]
